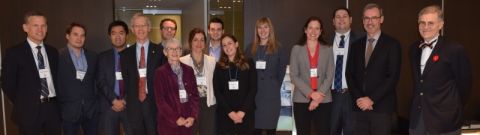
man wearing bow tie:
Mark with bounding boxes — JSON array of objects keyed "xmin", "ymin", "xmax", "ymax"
[{"xmin": 408, "ymin": 5, "xmax": 472, "ymax": 135}]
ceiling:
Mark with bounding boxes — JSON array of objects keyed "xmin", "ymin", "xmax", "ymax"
[{"xmin": 115, "ymin": 0, "xmax": 243, "ymax": 10}]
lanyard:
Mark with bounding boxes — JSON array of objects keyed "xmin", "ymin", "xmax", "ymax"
[{"xmin": 228, "ymin": 66, "xmax": 238, "ymax": 81}]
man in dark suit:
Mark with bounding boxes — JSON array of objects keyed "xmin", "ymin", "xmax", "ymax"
[
  {"xmin": 57, "ymin": 23, "xmax": 98, "ymax": 135},
  {"xmin": 97, "ymin": 21, "xmax": 131, "ymax": 135},
  {"xmin": 1, "ymin": 11, "xmax": 61, "ymax": 135},
  {"xmin": 408, "ymin": 5, "xmax": 471, "ymax": 135},
  {"xmin": 330, "ymin": 7, "xmax": 362, "ymax": 135},
  {"xmin": 120, "ymin": 13, "xmax": 165, "ymax": 135},
  {"xmin": 346, "ymin": 3, "xmax": 401, "ymax": 135}
]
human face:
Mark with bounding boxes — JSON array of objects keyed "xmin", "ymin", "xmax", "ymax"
[
  {"xmin": 257, "ymin": 23, "xmax": 270, "ymax": 41},
  {"xmin": 418, "ymin": 13, "xmax": 443, "ymax": 41},
  {"xmin": 363, "ymin": 8, "xmax": 384, "ymax": 36},
  {"xmin": 163, "ymin": 43, "xmax": 182, "ymax": 62},
  {"xmin": 208, "ymin": 23, "xmax": 224, "ymax": 41},
  {"xmin": 131, "ymin": 17, "xmax": 150, "ymax": 41},
  {"xmin": 110, "ymin": 26, "xmax": 127, "ymax": 48},
  {"xmin": 191, "ymin": 33, "xmax": 206, "ymax": 53},
  {"xmin": 221, "ymin": 37, "xmax": 238, "ymax": 60},
  {"xmin": 304, "ymin": 20, "xmax": 321, "ymax": 42},
  {"xmin": 66, "ymin": 26, "xmax": 85, "ymax": 49},
  {"xmin": 23, "ymin": 16, "xmax": 47, "ymax": 44},
  {"xmin": 161, "ymin": 20, "xmax": 176, "ymax": 41},
  {"xmin": 333, "ymin": 9, "xmax": 352, "ymax": 32}
]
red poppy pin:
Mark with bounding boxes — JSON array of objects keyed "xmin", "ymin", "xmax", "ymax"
[{"xmin": 432, "ymin": 55, "xmax": 439, "ymax": 62}]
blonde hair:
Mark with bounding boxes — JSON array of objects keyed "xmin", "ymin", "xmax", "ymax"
[
  {"xmin": 130, "ymin": 13, "xmax": 151, "ymax": 28},
  {"xmin": 418, "ymin": 5, "xmax": 444, "ymax": 21},
  {"xmin": 251, "ymin": 17, "xmax": 278, "ymax": 55}
]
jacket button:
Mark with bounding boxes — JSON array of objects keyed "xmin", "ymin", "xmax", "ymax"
[
  {"xmin": 420, "ymin": 93, "xmax": 423, "ymax": 96},
  {"xmin": 420, "ymin": 80, "xmax": 423, "ymax": 83},
  {"xmin": 418, "ymin": 106, "xmax": 421, "ymax": 109}
]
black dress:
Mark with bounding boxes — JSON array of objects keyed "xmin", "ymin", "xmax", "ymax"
[{"xmin": 213, "ymin": 59, "xmax": 257, "ymax": 134}]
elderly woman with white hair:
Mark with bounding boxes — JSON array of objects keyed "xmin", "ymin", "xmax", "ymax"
[{"xmin": 153, "ymin": 39, "xmax": 199, "ymax": 135}]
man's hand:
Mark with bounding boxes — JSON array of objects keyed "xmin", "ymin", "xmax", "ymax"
[
  {"xmin": 111, "ymin": 99, "xmax": 126, "ymax": 112},
  {"xmin": 356, "ymin": 97, "xmax": 374, "ymax": 111}
]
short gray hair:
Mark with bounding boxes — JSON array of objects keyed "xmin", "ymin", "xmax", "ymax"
[
  {"xmin": 130, "ymin": 13, "xmax": 151, "ymax": 28},
  {"xmin": 164, "ymin": 38, "xmax": 181, "ymax": 49},
  {"xmin": 363, "ymin": 3, "xmax": 383, "ymax": 16}
]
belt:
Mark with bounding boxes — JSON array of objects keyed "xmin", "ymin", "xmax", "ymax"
[
  {"xmin": 332, "ymin": 88, "xmax": 348, "ymax": 94},
  {"xmin": 40, "ymin": 97, "xmax": 57, "ymax": 103}
]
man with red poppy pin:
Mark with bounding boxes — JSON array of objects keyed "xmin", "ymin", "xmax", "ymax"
[{"xmin": 409, "ymin": 5, "xmax": 472, "ymax": 135}]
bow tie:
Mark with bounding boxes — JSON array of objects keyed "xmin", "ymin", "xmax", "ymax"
[{"xmin": 419, "ymin": 40, "xmax": 437, "ymax": 49}]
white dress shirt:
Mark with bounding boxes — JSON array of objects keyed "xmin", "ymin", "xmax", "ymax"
[
  {"xmin": 332, "ymin": 30, "xmax": 351, "ymax": 89},
  {"xmin": 420, "ymin": 35, "xmax": 439, "ymax": 74},
  {"xmin": 27, "ymin": 38, "xmax": 56, "ymax": 98}
]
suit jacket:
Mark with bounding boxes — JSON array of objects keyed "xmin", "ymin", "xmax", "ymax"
[
  {"xmin": 409, "ymin": 37, "xmax": 471, "ymax": 133},
  {"xmin": 245, "ymin": 43, "xmax": 288, "ymax": 129},
  {"xmin": 346, "ymin": 32, "xmax": 401, "ymax": 113},
  {"xmin": 289, "ymin": 44, "xmax": 334, "ymax": 103},
  {"xmin": 97, "ymin": 49, "xmax": 122, "ymax": 111},
  {"xmin": 120, "ymin": 42, "xmax": 166, "ymax": 122},
  {"xmin": 153, "ymin": 63, "xmax": 200, "ymax": 135},
  {"xmin": 179, "ymin": 54, "xmax": 216, "ymax": 107},
  {"xmin": 57, "ymin": 47, "xmax": 98, "ymax": 122},
  {"xmin": 1, "ymin": 41, "xmax": 59, "ymax": 126}
]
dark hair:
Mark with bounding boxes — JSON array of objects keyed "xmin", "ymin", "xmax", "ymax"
[
  {"xmin": 108, "ymin": 20, "xmax": 129, "ymax": 35},
  {"xmin": 297, "ymin": 16, "xmax": 327, "ymax": 46},
  {"xmin": 66, "ymin": 22, "xmax": 87, "ymax": 35},
  {"xmin": 188, "ymin": 28, "xmax": 207, "ymax": 54},
  {"xmin": 160, "ymin": 18, "xmax": 177, "ymax": 30},
  {"xmin": 24, "ymin": 11, "xmax": 46, "ymax": 24},
  {"xmin": 208, "ymin": 17, "xmax": 224, "ymax": 29},
  {"xmin": 332, "ymin": 7, "xmax": 351, "ymax": 18},
  {"xmin": 218, "ymin": 33, "xmax": 249, "ymax": 70}
]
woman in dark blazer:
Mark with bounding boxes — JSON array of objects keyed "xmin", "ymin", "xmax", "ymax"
[
  {"xmin": 214, "ymin": 34, "xmax": 257, "ymax": 135},
  {"xmin": 245, "ymin": 17, "xmax": 287, "ymax": 135},
  {"xmin": 153, "ymin": 39, "xmax": 199, "ymax": 135},
  {"xmin": 289, "ymin": 17, "xmax": 334, "ymax": 135}
]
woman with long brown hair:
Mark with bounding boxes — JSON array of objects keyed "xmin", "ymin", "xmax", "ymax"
[{"xmin": 214, "ymin": 34, "xmax": 257, "ymax": 134}]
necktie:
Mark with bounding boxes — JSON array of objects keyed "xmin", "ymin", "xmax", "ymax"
[
  {"xmin": 365, "ymin": 38, "xmax": 375, "ymax": 67},
  {"xmin": 138, "ymin": 46, "xmax": 146, "ymax": 102},
  {"xmin": 419, "ymin": 40, "xmax": 437, "ymax": 49},
  {"xmin": 36, "ymin": 46, "xmax": 49, "ymax": 98},
  {"xmin": 334, "ymin": 35, "xmax": 345, "ymax": 91},
  {"xmin": 115, "ymin": 53, "xmax": 125, "ymax": 98}
]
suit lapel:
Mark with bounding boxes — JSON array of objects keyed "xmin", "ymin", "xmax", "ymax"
[
  {"xmin": 366, "ymin": 34, "xmax": 384, "ymax": 68},
  {"xmin": 147, "ymin": 42, "xmax": 157, "ymax": 71},
  {"xmin": 23, "ymin": 41, "xmax": 41, "ymax": 79},
  {"xmin": 421, "ymin": 37, "xmax": 444, "ymax": 78},
  {"xmin": 302, "ymin": 46, "xmax": 311, "ymax": 71},
  {"xmin": 412, "ymin": 41, "xmax": 423, "ymax": 80},
  {"xmin": 357, "ymin": 37, "xmax": 367, "ymax": 68}
]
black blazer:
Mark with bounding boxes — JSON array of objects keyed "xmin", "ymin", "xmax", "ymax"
[
  {"xmin": 409, "ymin": 37, "xmax": 472, "ymax": 134},
  {"xmin": 97, "ymin": 49, "xmax": 121, "ymax": 110},
  {"xmin": 1, "ymin": 41, "xmax": 59, "ymax": 126},
  {"xmin": 120, "ymin": 42, "xmax": 165, "ymax": 121},
  {"xmin": 346, "ymin": 32, "xmax": 401, "ymax": 113},
  {"xmin": 57, "ymin": 47, "xmax": 98, "ymax": 122}
]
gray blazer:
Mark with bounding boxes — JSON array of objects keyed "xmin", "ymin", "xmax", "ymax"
[{"xmin": 289, "ymin": 44, "xmax": 334, "ymax": 103}]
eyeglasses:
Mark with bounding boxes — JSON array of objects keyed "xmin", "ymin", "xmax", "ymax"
[
  {"xmin": 162, "ymin": 27, "xmax": 176, "ymax": 31},
  {"xmin": 363, "ymin": 16, "xmax": 381, "ymax": 21},
  {"xmin": 166, "ymin": 47, "xmax": 182, "ymax": 52}
]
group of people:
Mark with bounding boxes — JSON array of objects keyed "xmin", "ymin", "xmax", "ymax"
[{"xmin": 0, "ymin": 2, "xmax": 471, "ymax": 135}]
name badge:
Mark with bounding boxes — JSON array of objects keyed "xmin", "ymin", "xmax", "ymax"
[
  {"xmin": 76, "ymin": 71, "xmax": 86, "ymax": 80},
  {"xmin": 256, "ymin": 61, "xmax": 266, "ymax": 69},
  {"xmin": 310, "ymin": 68, "xmax": 318, "ymax": 78},
  {"xmin": 138, "ymin": 68, "xmax": 147, "ymax": 78},
  {"xmin": 115, "ymin": 72, "xmax": 123, "ymax": 80},
  {"xmin": 179, "ymin": 89, "xmax": 188, "ymax": 103},
  {"xmin": 228, "ymin": 80, "xmax": 239, "ymax": 90},
  {"xmin": 196, "ymin": 76, "xmax": 207, "ymax": 86},
  {"xmin": 39, "ymin": 69, "xmax": 51, "ymax": 78}
]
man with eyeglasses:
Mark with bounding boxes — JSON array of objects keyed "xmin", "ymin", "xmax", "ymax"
[
  {"xmin": 207, "ymin": 17, "xmax": 224, "ymax": 61},
  {"xmin": 120, "ymin": 13, "xmax": 166, "ymax": 135},
  {"xmin": 408, "ymin": 5, "xmax": 471, "ymax": 135},
  {"xmin": 159, "ymin": 18, "xmax": 177, "ymax": 48},
  {"xmin": 346, "ymin": 3, "xmax": 401, "ymax": 135}
]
